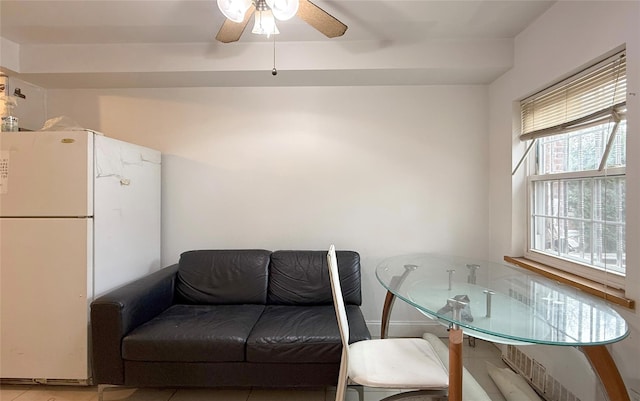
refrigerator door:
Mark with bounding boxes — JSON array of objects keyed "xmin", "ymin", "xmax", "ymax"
[
  {"xmin": 0, "ymin": 217, "xmax": 92, "ymax": 381},
  {"xmin": 0, "ymin": 131, "xmax": 93, "ymax": 217}
]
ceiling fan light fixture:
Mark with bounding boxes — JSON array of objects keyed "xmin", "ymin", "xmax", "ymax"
[
  {"xmin": 252, "ymin": 9, "xmax": 279, "ymax": 37},
  {"xmin": 265, "ymin": 0, "xmax": 299, "ymax": 21},
  {"xmin": 215, "ymin": 0, "xmax": 347, "ymax": 43},
  {"xmin": 217, "ymin": 0, "xmax": 252, "ymax": 23}
]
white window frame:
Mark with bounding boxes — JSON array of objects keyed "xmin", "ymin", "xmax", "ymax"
[
  {"xmin": 521, "ymin": 50, "xmax": 627, "ymax": 290},
  {"xmin": 525, "ymin": 169, "xmax": 626, "ymax": 289}
]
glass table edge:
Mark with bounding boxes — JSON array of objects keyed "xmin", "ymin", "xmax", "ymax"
[{"xmin": 375, "ymin": 263, "xmax": 630, "ymax": 346}]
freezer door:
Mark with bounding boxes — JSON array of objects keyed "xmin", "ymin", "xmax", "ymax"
[
  {"xmin": 0, "ymin": 131, "xmax": 93, "ymax": 217},
  {"xmin": 0, "ymin": 218, "xmax": 92, "ymax": 381}
]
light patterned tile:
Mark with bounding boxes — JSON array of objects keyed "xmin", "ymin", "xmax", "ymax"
[
  {"xmin": 98, "ymin": 387, "xmax": 175, "ymax": 401},
  {"xmin": 0, "ymin": 385, "xmax": 32, "ymax": 401},
  {"xmin": 11, "ymin": 386, "xmax": 96, "ymax": 401}
]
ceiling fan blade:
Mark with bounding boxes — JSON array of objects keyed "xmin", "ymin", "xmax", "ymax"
[
  {"xmin": 297, "ymin": 0, "xmax": 347, "ymax": 38},
  {"xmin": 215, "ymin": 5, "xmax": 256, "ymax": 43}
]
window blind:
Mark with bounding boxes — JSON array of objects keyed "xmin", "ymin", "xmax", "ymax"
[{"xmin": 520, "ymin": 51, "xmax": 626, "ymax": 141}]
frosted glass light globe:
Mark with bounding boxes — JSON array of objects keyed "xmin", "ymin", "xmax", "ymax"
[
  {"xmin": 265, "ymin": 0, "xmax": 299, "ymax": 21},
  {"xmin": 217, "ymin": 0, "xmax": 252, "ymax": 23}
]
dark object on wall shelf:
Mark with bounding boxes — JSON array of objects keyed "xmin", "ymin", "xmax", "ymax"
[{"xmin": 13, "ymin": 88, "xmax": 26, "ymax": 99}]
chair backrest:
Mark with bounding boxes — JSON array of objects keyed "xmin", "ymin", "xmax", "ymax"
[{"xmin": 327, "ymin": 245, "xmax": 350, "ymax": 349}]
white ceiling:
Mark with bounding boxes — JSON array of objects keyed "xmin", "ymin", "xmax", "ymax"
[{"xmin": 0, "ymin": 0, "xmax": 556, "ymax": 88}]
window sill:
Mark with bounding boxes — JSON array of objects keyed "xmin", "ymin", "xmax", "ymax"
[{"xmin": 504, "ymin": 256, "xmax": 635, "ymax": 310}]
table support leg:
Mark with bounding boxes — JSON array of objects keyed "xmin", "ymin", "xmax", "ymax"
[
  {"xmin": 448, "ymin": 327, "xmax": 463, "ymax": 401},
  {"xmin": 380, "ymin": 265, "xmax": 418, "ymax": 339},
  {"xmin": 381, "ymin": 290, "xmax": 395, "ymax": 339},
  {"xmin": 581, "ymin": 345, "xmax": 630, "ymax": 401}
]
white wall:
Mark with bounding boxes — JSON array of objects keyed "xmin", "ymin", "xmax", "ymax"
[
  {"xmin": 46, "ymin": 84, "xmax": 490, "ymax": 329},
  {"xmin": 488, "ymin": 0, "xmax": 640, "ymax": 396}
]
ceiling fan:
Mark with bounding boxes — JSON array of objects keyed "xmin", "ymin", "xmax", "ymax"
[{"xmin": 215, "ymin": 0, "xmax": 347, "ymax": 43}]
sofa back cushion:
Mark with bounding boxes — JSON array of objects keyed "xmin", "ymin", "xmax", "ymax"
[
  {"xmin": 176, "ymin": 250, "xmax": 271, "ymax": 304},
  {"xmin": 268, "ymin": 250, "xmax": 362, "ymax": 306}
]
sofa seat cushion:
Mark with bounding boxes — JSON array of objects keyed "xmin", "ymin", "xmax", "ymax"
[
  {"xmin": 122, "ymin": 304, "xmax": 265, "ymax": 362},
  {"xmin": 246, "ymin": 305, "xmax": 370, "ymax": 364}
]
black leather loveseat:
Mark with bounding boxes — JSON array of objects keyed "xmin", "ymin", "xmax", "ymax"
[{"xmin": 90, "ymin": 249, "xmax": 371, "ymax": 391}]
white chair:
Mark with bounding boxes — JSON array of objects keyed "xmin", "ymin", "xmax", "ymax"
[{"xmin": 327, "ymin": 245, "xmax": 450, "ymax": 401}]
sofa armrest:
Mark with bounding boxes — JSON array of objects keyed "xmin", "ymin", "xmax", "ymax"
[{"xmin": 90, "ymin": 264, "xmax": 179, "ymax": 384}]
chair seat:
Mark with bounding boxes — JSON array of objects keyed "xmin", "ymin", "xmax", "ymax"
[{"xmin": 348, "ymin": 338, "xmax": 449, "ymax": 389}]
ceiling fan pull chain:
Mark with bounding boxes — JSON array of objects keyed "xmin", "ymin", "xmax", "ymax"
[{"xmin": 272, "ymin": 34, "xmax": 278, "ymax": 76}]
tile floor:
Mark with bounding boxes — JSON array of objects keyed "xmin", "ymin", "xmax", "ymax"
[{"xmin": 0, "ymin": 338, "xmax": 508, "ymax": 401}]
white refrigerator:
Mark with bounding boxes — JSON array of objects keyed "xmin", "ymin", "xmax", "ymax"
[{"xmin": 0, "ymin": 130, "xmax": 161, "ymax": 384}]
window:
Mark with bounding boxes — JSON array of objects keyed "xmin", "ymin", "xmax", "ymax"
[{"xmin": 520, "ymin": 50, "xmax": 627, "ymax": 288}]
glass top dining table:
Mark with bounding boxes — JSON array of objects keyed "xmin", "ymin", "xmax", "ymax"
[{"xmin": 375, "ymin": 253, "xmax": 630, "ymax": 401}]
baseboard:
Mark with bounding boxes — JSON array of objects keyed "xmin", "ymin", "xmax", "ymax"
[{"xmin": 0, "ymin": 378, "xmax": 90, "ymax": 386}]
